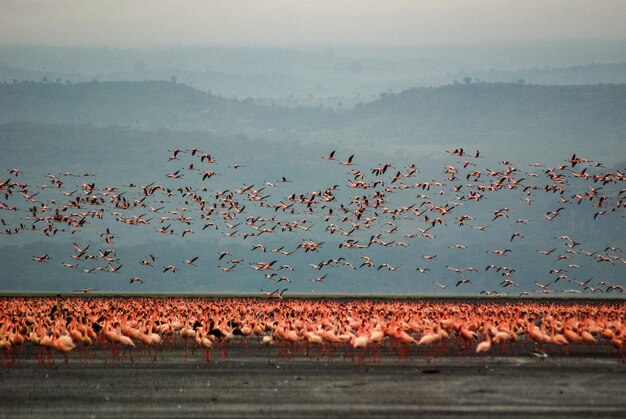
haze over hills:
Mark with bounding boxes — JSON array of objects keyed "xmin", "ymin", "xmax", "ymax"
[
  {"xmin": 1, "ymin": 80, "xmax": 625, "ymax": 163},
  {"xmin": 344, "ymin": 83, "xmax": 626, "ymax": 149},
  {"xmin": 2, "ymin": 41, "xmax": 626, "ymax": 99}
]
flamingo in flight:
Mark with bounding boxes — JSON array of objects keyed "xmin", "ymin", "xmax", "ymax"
[
  {"xmin": 322, "ymin": 150, "xmax": 336, "ymax": 160},
  {"xmin": 184, "ymin": 257, "xmax": 199, "ymax": 266},
  {"xmin": 341, "ymin": 155, "xmax": 355, "ymax": 166}
]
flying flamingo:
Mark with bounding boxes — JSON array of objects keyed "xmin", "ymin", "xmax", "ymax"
[{"xmin": 322, "ymin": 150, "xmax": 336, "ymax": 160}]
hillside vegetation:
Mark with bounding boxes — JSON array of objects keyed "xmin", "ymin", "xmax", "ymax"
[
  {"xmin": 1, "ymin": 80, "xmax": 625, "ymax": 154},
  {"xmin": 0, "ymin": 80, "xmax": 334, "ymax": 134},
  {"xmin": 346, "ymin": 83, "xmax": 626, "ymax": 145}
]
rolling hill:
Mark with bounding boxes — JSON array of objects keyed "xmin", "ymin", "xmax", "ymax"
[{"xmin": 1, "ymin": 80, "xmax": 625, "ymax": 162}]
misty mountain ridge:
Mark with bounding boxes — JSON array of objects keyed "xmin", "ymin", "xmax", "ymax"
[
  {"xmin": 0, "ymin": 80, "xmax": 335, "ymax": 134},
  {"xmin": 346, "ymin": 83, "xmax": 626, "ymax": 145},
  {"xmin": 2, "ymin": 41, "xmax": 626, "ymax": 98},
  {"xmin": 2, "ymin": 60, "xmax": 626, "ymax": 100},
  {"xmin": 1, "ymin": 80, "xmax": 625, "ymax": 163}
]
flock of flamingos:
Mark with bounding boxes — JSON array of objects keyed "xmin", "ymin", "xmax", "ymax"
[
  {"xmin": 0, "ymin": 297, "xmax": 624, "ymax": 364},
  {"xmin": 0, "ymin": 146, "xmax": 624, "ymax": 363},
  {"xmin": 1, "ymin": 147, "xmax": 624, "ymax": 294}
]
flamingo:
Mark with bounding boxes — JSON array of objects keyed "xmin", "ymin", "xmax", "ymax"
[
  {"xmin": 108, "ymin": 263, "xmax": 123, "ymax": 273},
  {"xmin": 322, "ymin": 150, "xmax": 336, "ymax": 160},
  {"xmin": 163, "ymin": 265, "xmax": 177, "ymax": 273},
  {"xmin": 184, "ymin": 257, "xmax": 199, "ymax": 266},
  {"xmin": 341, "ymin": 154, "xmax": 355, "ymax": 166},
  {"xmin": 73, "ymin": 288, "xmax": 98, "ymax": 293}
]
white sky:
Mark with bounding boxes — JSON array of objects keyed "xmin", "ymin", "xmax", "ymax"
[{"xmin": 1, "ymin": 0, "xmax": 626, "ymax": 48}]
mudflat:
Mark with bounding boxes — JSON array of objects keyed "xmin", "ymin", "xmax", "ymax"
[{"xmin": 1, "ymin": 344, "xmax": 624, "ymax": 418}]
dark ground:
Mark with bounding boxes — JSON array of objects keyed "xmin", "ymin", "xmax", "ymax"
[{"xmin": 0, "ymin": 342, "xmax": 624, "ymax": 418}]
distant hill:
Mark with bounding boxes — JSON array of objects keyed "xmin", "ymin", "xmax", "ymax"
[
  {"xmin": 3, "ymin": 42, "xmax": 626, "ymax": 98},
  {"xmin": 344, "ymin": 83, "xmax": 626, "ymax": 148},
  {"xmin": 0, "ymin": 80, "xmax": 334, "ymax": 134},
  {"xmin": 1, "ymin": 80, "xmax": 625, "ymax": 157},
  {"xmin": 0, "ymin": 64, "xmax": 85, "ymax": 85},
  {"xmin": 451, "ymin": 62, "xmax": 626, "ymax": 86}
]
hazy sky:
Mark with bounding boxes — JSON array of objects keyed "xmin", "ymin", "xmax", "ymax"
[{"xmin": 1, "ymin": 0, "xmax": 626, "ymax": 48}]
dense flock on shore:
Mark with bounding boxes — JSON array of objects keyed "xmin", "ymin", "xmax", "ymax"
[{"xmin": 0, "ymin": 297, "xmax": 624, "ymax": 365}]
